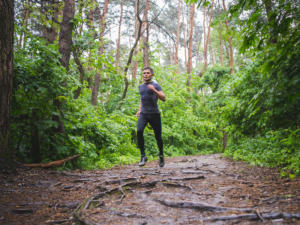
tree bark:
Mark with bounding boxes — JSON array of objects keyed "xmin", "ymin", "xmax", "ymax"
[
  {"xmin": 24, "ymin": 154, "xmax": 80, "ymax": 168},
  {"xmin": 42, "ymin": 0, "xmax": 60, "ymax": 43},
  {"xmin": 48, "ymin": 0, "xmax": 60, "ymax": 43},
  {"xmin": 262, "ymin": 0, "xmax": 277, "ymax": 43},
  {"xmin": 0, "ymin": 0, "xmax": 15, "ymax": 170},
  {"xmin": 222, "ymin": 0, "xmax": 234, "ymax": 74},
  {"xmin": 142, "ymin": 0, "xmax": 150, "ymax": 68},
  {"xmin": 175, "ymin": 0, "xmax": 181, "ymax": 66},
  {"xmin": 78, "ymin": 0, "xmax": 84, "ymax": 35},
  {"xmin": 186, "ymin": 3, "xmax": 195, "ymax": 88},
  {"xmin": 98, "ymin": 0, "xmax": 109, "ymax": 55},
  {"xmin": 116, "ymin": 0, "xmax": 124, "ymax": 70},
  {"xmin": 87, "ymin": 0, "xmax": 95, "ymax": 89},
  {"xmin": 209, "ymin": 38, "xmax": 215, "ymax": 65},
  {"xmin": 72, "ymin": 46, "xmax": 85, "ymax": 99},
  {"xmin": 30, "ymin": 109, "xmax": 41, "ymax": 163},
  {"xmin": 118, "ymin": 0, "xmax": 143, "ymax": 110},
  {"xmin": 203, "ymin": 0, "xmax": 214, "ymax": 72},
  {"xmin": 91, "ymin": 0, "xmax": 109, "ymax": 106},
  {"xmin": 131, "ymin": 0, "xmax": 140, "ymax": 87},
  {"xmin": 218, "ymin": 22, "xmax": 224, "ymax": 65},
  {"xmin": 222, "ymin": 130, "xmax": 227, "ymax": 152},
  {"xmin": 182, "ymin": 5, "xmax": 188, "ymax": 69},
  {"xmin": 19, "ymin": 0, "xmax": 31, "ymax": 48},
  {"xmin": 59, "ymin": 0, "xmax": 75, "ymax": 71}
]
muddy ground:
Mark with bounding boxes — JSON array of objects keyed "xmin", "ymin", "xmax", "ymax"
[{"xmin": 1, "ymin": 154, "xmax": 300, "ymax": 225}]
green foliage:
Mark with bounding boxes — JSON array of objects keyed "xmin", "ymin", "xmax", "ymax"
[
  {"xmin": 224, "ymin": 129, "xmax": 300, "ymax": 176},
  {"xmin": 12, "ymin": 36, "xmax": 73, "ymax": 162},
  {"xmin": 63, "ymin": 90, "xmax": 140, "ymax": 169}
]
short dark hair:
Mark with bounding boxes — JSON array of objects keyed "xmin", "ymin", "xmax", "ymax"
[{"xmin": 143, "ymin": 66, "xmax": 154, "ymax": 75}]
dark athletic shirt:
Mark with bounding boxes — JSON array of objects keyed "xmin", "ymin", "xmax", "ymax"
[{"xmin": 139, "ymin": 81, "xmax": 162, "ymax": 114}]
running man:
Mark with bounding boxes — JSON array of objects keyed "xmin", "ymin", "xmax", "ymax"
[{"xmin": 136, "ymin": 67, "xmax": 166, "ymax": 167}]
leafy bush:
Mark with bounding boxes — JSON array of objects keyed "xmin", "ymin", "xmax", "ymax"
[{"xmin": 224, "ymin": 129, "xmax": 300, "ymax": 176}]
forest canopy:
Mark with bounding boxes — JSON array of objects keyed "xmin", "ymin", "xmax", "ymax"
[{"xmin": 1, "ymin": 0, "xmax": 299, "ymax": 176}]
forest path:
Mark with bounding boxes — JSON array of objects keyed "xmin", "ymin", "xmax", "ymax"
[{"xmin": 1, "ymin": 154, "xmax": 300, "ymax": 225}]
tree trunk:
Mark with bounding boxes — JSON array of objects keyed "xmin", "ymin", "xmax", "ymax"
[
  {"xmin": 59, "ymin": 0, "xmax": 75, "ymax": 71},
  {"xmin": 48, "ymin": 0, "xmax": 60, "ymax": 43},
  {"xmin": 91, "ymin": 73, "xmax": 101, "ymax": 105},
  {"xmin": 98, "ymin": 0, "xmax": 109, "ymax": 55},
  {"xmin": 175, "ymin": 0, "xmax": 181, "ymax": 66},
  {"xmin": 142, "ymin": 0, "xmax": 150, "ymax": 68},
  {"xmin": 116, "ymin": 0, "xmax": 124, "ymax": 70},
  {"xmin": 182, "ymin": 5, "xmax": 188, "ymax": 69},
  {"xmin": 91, "ymin": 0, "xmax": 109, "ymax": 106},
  {"xmin": 169, "ymin": 41, "xmax": 174, "ymax": 65},
  {"xmin": 222, "ymin": 0, "xmax": 234, "ymax": 74},
  {"xmin": 19, "ymin": 0, "xmax": 30, "ymax": 48},
  {"xmin": 0, "ymin": 0, "xmax": 15, "ymax": 170},
  {"xmin": 87, "ymin": 0, "xmax": 95, "ymax": 89},
  {"xmin": 56, "ymin": 0, "xmax": 74, "ymax": 133},
  {"xmin": 186, "ymin": 3, "xmax": 195, "ymax": 88},
  {"xmin": 30, "ymin": 109, "xmax": 41, "ymax": 163},
  {"xmin": 203, "ymin": 0, "xmax": 214, "ymax": 72},
  {"xmin": 209, "ymin": 38, "xmax": 215, "ymax": 65},
  {"xmin": 262, "ymin": 0, "xmax": 277, "ymax": 43},
  {"xmin": 118, "ymin": 0, "xmax": 143, "ymax": 110},
  {"xmin": 222, "ymin": 131, "xmax": 227, "ymax": 152},
  {"xmin": 78, "ymin": 0, "xmax": 84, "ymax": 35},
  {"xmin": 218, "ymin": 22, "xmax": 224, "ymax": 65},
  {"xmin": 72, "ymin": 46, "xmax": 85, "ymax": 99},
  {"xmin": 41, "ymin": 0, "xmax": 60, "ymax": 43},
  {"xmin": 131, "ymin": 0, "xmax": 140, "ymax": 87}
]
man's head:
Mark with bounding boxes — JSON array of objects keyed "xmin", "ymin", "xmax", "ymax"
[{"xmin": 142, "ymin": 67, "xmax": 154, "ymax": 83}]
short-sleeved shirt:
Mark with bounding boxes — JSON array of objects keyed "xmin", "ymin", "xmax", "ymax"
[{"xmin": 139, "ymin": 81, "xmax": 162, "ymax": 114}]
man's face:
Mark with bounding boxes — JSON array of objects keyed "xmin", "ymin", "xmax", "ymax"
[{"xmin": 142, "ymin": 69, "xmax": 153, "ymax": 82}]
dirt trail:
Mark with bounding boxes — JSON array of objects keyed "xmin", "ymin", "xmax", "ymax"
[{"xmin": 1, "ymin": 154, "xmax": 300, "ymax": 225}]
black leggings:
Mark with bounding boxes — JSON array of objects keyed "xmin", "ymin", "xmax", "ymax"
[{"xmin": 137, "ymin": 113, "xmax": 163, "ymax": 157}]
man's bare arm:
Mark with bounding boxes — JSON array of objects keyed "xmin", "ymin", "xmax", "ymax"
[
  {"xmin": 136, "ymin": 101, "xmax": 142, "ymax": 117},
  {"xmin": 147, "ymin": 84, "xmax": 166, "ymax": 101}
]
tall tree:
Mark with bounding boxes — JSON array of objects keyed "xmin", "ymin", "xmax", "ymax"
[
  {"xmin": 218, "ymin": 21, "xmax": 224, "ymax": 65},
  {"xmin": 142, "ymin": 0, "xmax": 150, "ymax": 67},
  {"xmin": 18, "ymin": 0, "xmax": 31, "ymax": 48},
  {"xmin": 54, "ymin": 0, "xmax": 75, "ymax": 134},
  {"xmin": 175, "ymin": 0, "xmax": 182, "ymax": 66},
  {"xmin": 182, "ymin": 5, "xmax": 188, "ymax": 69},
  {"xmin": 42, "ymin": 0, "xmax": 60, "ymax": 43},
  {"xmin": 118, "ymin": 0, "xmax": 143, "ymax": 109},
  {"xmin": 91, "ymin": 0, "xmax": 109, "ymax": 105},
  {"xmin": 217, "ymin": 0, "xmax": 224, "ymax": 65},
  {"xmin": 116, "ymin": 0, "xmax": 125, "ymax": 70},
  {"xmin": 186, "ymin": 3, "xmax": 195, "ymax": 88},
  {"xmin": 131, "ymin": 0, "xmax": 139, "ymax": 86},
  {"xmin": 0, "ymin": 0, "xmax": 15, "ymax": 169},
  {"xmin": 86, "ymin": 0, "xmax": 95, "ymax": 87},
  {"xmin": 222, "ymin": 0, "xmax": 233, "ymax": 74},
  {"xmin": 203, "ymin": 0, "xmax": 214, "ymax": 71},
  {"xmin": 59, "ymin": 0, "xmax": 75, "ymax": 71}
]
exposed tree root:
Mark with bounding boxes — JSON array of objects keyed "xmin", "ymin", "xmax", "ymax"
[
  {"xmin": 154, "ymin": 199, "xmax": 254, "ymax": 212},
  {"xmin": 104, "ymin": 177, "xmax": 139, "ymax": 185},
  {"xmin": 202, "ymin": 212, "xmax": 300, "ymax": 222},
  {"xmin": 169, "ymin": 175, "xmax": 205, "ymax": 181},
  {"xmin": 24, "ymin": 154, "xmax": 80, "ymax": 168},
  {"xmin": 45, "ymin": 219, "xmax": 72, "ymax": 224},
  {"xmin": 102, "ymin": 206, "xmax": 146, "ymax": 218},
  {"xmin": 162, "ymin": 181, "xmax": 192, "ymax": 190}
]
